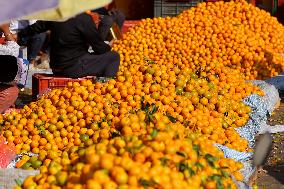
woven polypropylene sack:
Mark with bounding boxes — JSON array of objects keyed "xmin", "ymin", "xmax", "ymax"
[
  {"xmin": 0, "ymin": 84, "xmax": 19, "ymax": 114},
  {"xmin": 0, "ymin": 169, "xmax": 39, "ymax": 189},
  {"xmin": 247, "ymin": 80, "xmax": 280, "ymax": 115},
  {"xmin": 265, "ymin": 73, "xmax": 284, "ymax": 91}
]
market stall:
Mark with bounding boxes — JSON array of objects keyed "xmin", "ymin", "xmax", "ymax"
[{"xmin": 0, "ymin": 0, "xmax": 284, "ymax": 189}]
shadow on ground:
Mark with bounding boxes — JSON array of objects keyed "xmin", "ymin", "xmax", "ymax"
[
  {"xmin": 257, "ymin": 92, "xmax": 284, "ymax": 189},
  {"xmin": 264, "ymin": 164, "xmax": 284, "ymax": 184},
  {"xmin": 16, "ymin": 88, "xmax": 33, "ymax": 108}
]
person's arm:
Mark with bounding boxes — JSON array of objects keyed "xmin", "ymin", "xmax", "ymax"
[
  {"xmin": 0, "ymin": 23, "xmax": 20, "ymax": 56},
  {"xmin": 77, "ymin": 14, "xmax": 111, "ymax": 54},
  {"xmin": 18, "ymin": 20, "xmax": 51, "ymax": 39},
  {"xmin": 0, "ymin": 23, "xmax": 15, "ymax": 41}
]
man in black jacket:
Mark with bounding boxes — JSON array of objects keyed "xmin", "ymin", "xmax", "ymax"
[
  {"xmin": 18, "ymin": 13, "xmax": 120, "ymax": 78},
  {"xmin": 92, "ymin": 2, "xmax": 125, "ymax": 41}
]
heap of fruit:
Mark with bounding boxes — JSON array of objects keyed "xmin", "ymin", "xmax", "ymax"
[
  {"xmin": 16, "ymin": 110, "xmax": 243, "ymax": 189},
  {"xmin": 2, "ymin": 75, "xmax": 255, "ymax": 188},
  {"xmin": 1, "ymin": 0, "xmax": 283, "ymax": 188},
  {"xmin": 113, "ymin": 0, "xmax": 284, "ymax": 80}
]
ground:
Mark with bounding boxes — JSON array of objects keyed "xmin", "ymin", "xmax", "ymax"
[{"xmin": 256, "ymin": 92, "xmax": 284, "ymax": 189}]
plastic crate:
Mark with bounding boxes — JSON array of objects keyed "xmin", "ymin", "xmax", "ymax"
[
  {"xmin": 32, "ymin": 73, "xmax": 95, "ymax": 100},
  {"xmin": 121, "ymin": 20, "xmax": 140, "ymax": 33},
  {"xmin": 154, "ymin": 0, "xmax": 203, "ymax": 17},
  {"xmin": 0, "ymin": 37, "xmax": 5, "ymax": 44}
]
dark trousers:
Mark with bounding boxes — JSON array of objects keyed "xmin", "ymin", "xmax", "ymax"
[
  {"xmin": 53, "ymin": 51, "xmax": 120, "ymax": 78},
  {"xmin": 25, "ymin": 33, "xmax": 47, "ymax": 61},
  {"xmin": 98, "ymin": 10, "xmax": 125, "ymax": 40}
]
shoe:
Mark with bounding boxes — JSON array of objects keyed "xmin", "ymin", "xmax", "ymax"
[
  {"xmin": 34, "ymin": 54, "xmax": 50, "ymax": 70},
  {"xmin": 35, "ymin": 60, "xmax": 50, "ymax": 69},
  {"xmin": 96, "ymin": 77, "xmax": 114, "ymax": 83},
  {"xmin": 28, "ymin": 63, "xmax": 35, "ymax": 70}
]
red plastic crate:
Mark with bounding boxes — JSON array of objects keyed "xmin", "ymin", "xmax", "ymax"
[
  {"xmin": 32, "ymin": 73, "xmax": 95, "ymax": 100},
  {"xmin": 0, "ymin": 37, "xmax": 5, "ymax": 44},
  {"xmin": 121, "ymin": 20, "xmax": 140, "ymax": 34}
]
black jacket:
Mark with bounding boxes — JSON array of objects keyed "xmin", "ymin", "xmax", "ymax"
[{"xmin": 18, "ymin": 13, "xmax": 111, "ymax": 72}]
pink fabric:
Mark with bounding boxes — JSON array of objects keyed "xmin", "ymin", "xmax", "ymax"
[{"xmin": 0, "ymin": 85, "xmax": 19, "ymax": 114}]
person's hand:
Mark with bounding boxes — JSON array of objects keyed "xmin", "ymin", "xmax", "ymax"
[
  {"xmin": 0, "ymin": 23, "xmax": 17, "ymax": 42},
  {"xmin": 12, "ymin": 33, "xmax": 18, "ymax": 42},
  {"xmin": 109, "ymin": 39, "xmax": 116, "ymax": 47}
]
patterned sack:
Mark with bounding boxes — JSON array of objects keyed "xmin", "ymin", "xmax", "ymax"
[{"xmin": 14, "ymin": 58, "xmax": 29, "ymax": 87}]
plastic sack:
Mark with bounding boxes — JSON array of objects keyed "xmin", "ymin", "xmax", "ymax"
[
  {"xmin": 0, "ymin": 84, "xmax": 19, "ymax": 114},
  {"xmin": 0, "ymin": 136, "xmax": 16, "ymax": 168},
  {"xmin": 7, "ymin": 152, "xmax": 38, "ymax": 168},
  {"xmin": 235, "ymin": 81, "xmax": 280, "ymax": 147},
  {"xmin": 0, "ymin": 169, "xmax": 39, "ymax": 189},
  {"xmin": 215, "ymin": 81, "xmax": 280, "ymax": 189},
  {"xmin": 248, "ymin": 80, "xmax": 280, "ymax": 115},
  {"xmin": 265, "ymin": 72, "xmax": 284, "ymax": 91},
  {"xmin": 14, "ymin": 58, "xmax": 29, "ymax": 87},
  {"xmin": 258, "ymin": 121, "xmax": 284, "ymax": 134}
]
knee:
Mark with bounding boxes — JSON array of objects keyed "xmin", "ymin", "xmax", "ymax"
[
  {"xmin": 113, "ymin": 51, "xmax": 120, "ymax": 58},
  {"xmin": 109, "ymin": 51, "xmax": 120, "ymax": 65},
  {"xmin": 113, "ymin": 52, "xmax": 120, "ymax": 62}
]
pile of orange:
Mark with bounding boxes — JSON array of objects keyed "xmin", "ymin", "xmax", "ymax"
[
  {"xmin": 1, "ymin": 0, "xmax": 282, "ymax": 188},
  {"xmin": 113, "ymin": 0, "xmax": 284, "ymax": 80},
  {"xmin": 16, "ymin": 112, "xmax": 243, "ymax": 189}
]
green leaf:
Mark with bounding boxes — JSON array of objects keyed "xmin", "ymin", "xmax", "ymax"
[
  {"xmin": 15, "ymin": 179, "xmax": 22, "ymax": 187},
  {"xmin": 201, "ymin": 175, "xmax": 207, "ymax": 185},
  {"xmin": 144, "ymin": 103, "xmax": 151, "ymax": 112},
  {"xmin": 205, "ymin": 154, "xmax": 218, "ymax": 168},
  {"xmin": 193, "ymin": 144, "xmax": 200, "ymax": 155},
  {"xmin": 176, "ymin": 151, "xmax": 187, "ymax": 158},
  {"xmin": 175, "ymin": 133, "xmax": 180, "ymax": 139},
  {"xmin": 139, "ymin": 179, "xmax": 155, "ymax": 188},
  {"xmin": 177, "ymin": 162, "xmax": 188, "ymax": 172},
  {"xmin": 160, "ymin": 157, "xmax": 169, "ymax": 166},
  {"xmin": 151, "ymin": 129, "xmax": 158, "ymax": 138},
  {"xmin": 195, "ymin": 162, "xmax": 204, "ymax": 168},
  {"xmin": 188, "ymin": 166, "xmax": 196, "ymax": 176},
  {"xmin": 112, "ymin": 102, "xmax": 120, "ymax": 108},
  {"xmin": 144, "ymin": 56, "xmax": 156, "ymax": 64},
  {"xmin": 184, "ymin": 120, "xmax": 190, "ymax": 126},
  {"xmin": 141, "ymin": 96, "xmax": 145, "ymax": 110},
  {"xmin": 38, "ymin": 126, "xmax": 46, "ymax": 136},
  {"xmin": 111, "ymin": 131, "xmax": 121, "ymax": 138},
  {"xmin": 216, "ymin": 179, "xmax": 225, "ymax": 189},
  {"xmin": 150, "ymin": 104, "xmax": 159, "ymax": 114},
  {"xmin": 101, "ymin": 169, "xmax": 109, "ymax": 175},
  {"xmin": 220, "ymin": 170, "xmax": 229, "ymax": 178},
  {"xmin": 209, "ymin": 174, "xmax": 222, "ymax": 181},
  {"xmin": 166, "ymin": 113, "xmax": 177, "ymax": 123}
]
